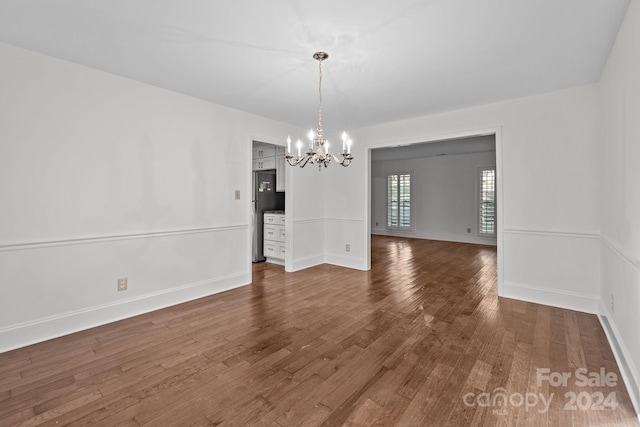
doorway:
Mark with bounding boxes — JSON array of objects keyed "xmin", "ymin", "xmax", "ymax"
[
  {"xmin": 366, "ymin": 130, "xmax": 503, "ymax": 293},
  {"xmin": 251, "ymin": 141, "xmax": 286, "ymax": 266}
]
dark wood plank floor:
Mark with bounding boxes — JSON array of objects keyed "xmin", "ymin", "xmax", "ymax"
[{"xmin": 1, "ymin": 236, "xmax": 637, "ymax": 426}]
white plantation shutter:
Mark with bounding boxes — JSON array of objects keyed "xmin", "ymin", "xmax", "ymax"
[
  {"xmin": 478, "ymin": 167, "xmax": 496, "ymax": 237},
  {"xmin": 387, "ymin": 172, "xmax": 411, "ymax": 230},
  {"xmin": 387, "ymin": 174, "xmax": 398, "ymax": 227}
]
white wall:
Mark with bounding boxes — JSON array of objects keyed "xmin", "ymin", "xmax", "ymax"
[
  {"xmin": 324, "ymin": 83, "xmax": 602, "ymax": 312},
  {"xmin": 286, "ymin": 164, "xmax": 327, "ymax": 271},
  {"xmin": 600, "ymin": 0, "xmax": 640, "ymax": 412},
  {"xmin": 286, "ymin": 159, "xmax": 362, "ymax": 271},
  {"xmin": 371, "ymin": 150, "xmax": 497, "ymax": 245},
  {"xmin": 0, "ymin": 42, "xmax": 300, "ymax": 352}
]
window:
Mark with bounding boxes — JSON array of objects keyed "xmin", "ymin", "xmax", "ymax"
[
  {"xmin": 478, "ymin": 166, "xmax": 496, "ymax": 237},
  {"xmin": 387, "ymin": 172, "xmax": 411, "ymax": 230}
]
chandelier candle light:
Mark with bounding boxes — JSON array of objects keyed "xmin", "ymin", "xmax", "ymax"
[{"xmin": 285, "ymin": 52, "xmax": 354, "ymax": 170}]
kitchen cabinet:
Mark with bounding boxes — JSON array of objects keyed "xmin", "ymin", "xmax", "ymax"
[
  {"xmin": 252, "ymin": 143, "xmax": 275, "ymax": 171},
  {"xmin": 252, "ymin": 143, "xmax": 286, "ymax": 190},
  {"xmin": 252, "ymin": 145, "xmax": 275, "ymax": 159},
  {"xmin": 252, "ymin": 157, "xmax": 276, "ymax": 171},
  {"xmin": 263, "ymin": 212, "xmax": 285, "ymax": 264}
]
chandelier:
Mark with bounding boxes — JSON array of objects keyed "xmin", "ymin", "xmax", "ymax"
[{"xmin": 285, "ymin": 52, "xmax": 354, "ymax": 170}]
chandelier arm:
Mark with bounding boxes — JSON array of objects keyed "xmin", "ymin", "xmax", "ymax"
[
  {"xmin": 300, "ymin": 156, "xmax": 312, "ymax": 168},
  {"xmin": 331, "ymin": 153, "xmax": 354, "ymax": 167},
  {"xmin": 286, "ymin": 157, "xmax": 301, "ymax": 167}
]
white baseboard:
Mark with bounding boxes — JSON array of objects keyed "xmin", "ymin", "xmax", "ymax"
[
  {"xmin": 598, "ymin": 301, "xmax": 640, "ymax": 415},
  {"xmin": 0, "ymin": 272, "xmax": 250, "ymax": 354},
  {"xmin": 502, "ymin": 281, "xmax": 599, "ymax": 314},
  {"xmin": 291, "ymin": 254, "xmax": 364, "ymax": 272},
  {"xmin": 324, "ymin": 253, "xmax": 366, "ymax": 271},
  {"xmin": 291, "ymin": 254, "xmax": 324, "ymax": 272}
]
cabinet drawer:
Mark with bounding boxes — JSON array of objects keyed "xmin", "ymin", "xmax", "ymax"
[
  {"xmin": 277, "ymin": 243, "xmax": 286, "ymax": 258},
  {"xmin": 264, "ymin": 225, "xmax": 278, "ymax": 240},
  {"xmin": 252, "ymin": 157, "xmax": 276, "ymax": 171},
  {"xmin": 264, "ymin": 241, "xmax": 277, "ymax": 257},
  {"xmin": 264, "ymin": 225, "xmax": 284, "ymax": 242},
  {"xmin": 278, "ymin": 215, "xmax": 286, "ymax": 225},
  {"xmin": 264, "ymin": 214, "xmax": 278, "ymax": 224}
]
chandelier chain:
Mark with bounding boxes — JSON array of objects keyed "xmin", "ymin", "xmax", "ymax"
[{"xmin": 317, "ymin": 56, "xmax": 323, "ymax": 139}]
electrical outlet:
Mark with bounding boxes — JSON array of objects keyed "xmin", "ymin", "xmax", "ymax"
[
  {"xmin": 467, "ymin": 228, "xmax": 471, "ymax": 233},
  {"xmin": 234, "ymin": 190, "xmax": 240, "ymax": 200},
  {"xmin": 117, "ymin": 277, "xmax": 128, "ymax": 292},
  {"xmin": 345, "ymin": 244, "xmax": 350, "ymax": 252}
]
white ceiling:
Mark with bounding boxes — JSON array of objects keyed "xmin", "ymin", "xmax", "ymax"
[{"xmin": 0, "ymin": 1, "xmax": 630, "ymax": 133}]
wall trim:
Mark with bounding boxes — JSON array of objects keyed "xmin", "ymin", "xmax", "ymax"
[
  {"xmin": 0, "ymin": 224, "xmax": 248, "ymax": 252},
  {"xmin": 292, "ymin": 254, "xmax": 324, "ymax": 272},
  {"xmin": 0, "ymin": 271, "xmax": 251, "ymax": 354},
  {"xmin": 601, "ymin": 235, "xmax": 640, "ymax": 270},
  {"xmin": 293, "ymin": 218, "xmax": 325, "ymax": 225},
  {"xmin": 503, "ymin": 228, "xmax": 600, "ymax": 240},
  {"xmin": 598, "ymin": 303, "xmax": 640, "ymax": 415},
  {"xmin": 599, "ymin": 236, "xmax": 640, "ymax": 415},
  {"xmin": 324, "ymin": 254, "xmax": 365, "ymax": 271},
  {"xmin": 502, "ymin": 281, "xmax": 599, "ymax": 314},
  {"xmin": 324, "ymin": 218, "xmax": 365, "ymax": 225}
]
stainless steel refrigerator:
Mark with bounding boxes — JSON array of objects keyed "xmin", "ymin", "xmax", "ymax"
[{"xmin": 252, "ymin": 170, "xmax": 285, "ymax": 262}]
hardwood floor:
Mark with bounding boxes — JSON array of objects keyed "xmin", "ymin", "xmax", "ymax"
[{"xmin": 1, "ymin": 236, "xmax": 637, "ymax": 426}]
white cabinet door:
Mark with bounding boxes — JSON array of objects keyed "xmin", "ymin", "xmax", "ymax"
[
  {"xmin": 252, "ymin": 157, "xmax": 276, "ymax": 171},
  {"xmin": 252, "ymin": 145, "xmax": 276, "ymax": 159}
]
